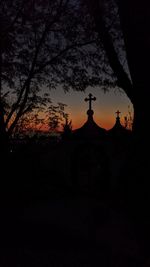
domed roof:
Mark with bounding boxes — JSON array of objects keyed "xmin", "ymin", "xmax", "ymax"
[
  {"xmin": 72, "ymin": 94, "xmax": 106, "ymax": 140},
  {"xmin": 108, "ymin": 110, "xmax": 131, "ymax": 138}
]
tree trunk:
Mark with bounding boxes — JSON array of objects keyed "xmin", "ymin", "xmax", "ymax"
[
  {"xmin": 132, "ymin": 93, "xmax": 150, "ymax": 141},
  {"xmin": 0, "ymin": 116, "xmax": 9, "ymax": 156},
  {"xmin": 115, "ymin": 2, "xmax": 150, "ymax": 253},
  {"xmin": 0, "ymin": 44, "xmax": 9, "ymax": 156},
  {"xmin": 117, "ymin": 0, "xmax": 150, "ymax": 139}
]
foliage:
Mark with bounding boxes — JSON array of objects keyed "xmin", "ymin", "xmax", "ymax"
[
  {"xmin": 10, "ymin": 92, "xmax": 50, "ymax": 135},
  {"xmin": 124, "ymin": 106, "xmax": 133, "ymax": 130},
  {"xmin": 0, "ymin": 0, "xmax": 116, "ymax": 138},
  {"xmin": 47, "ymin": 102, "xmax": 69, "ymax": 132},
  {"xmin": 84, "ymin": 0, "xmax": 133, "ymax": 102},
  {"xmin": 12, "ymin": 96, "xmax": 69, "ymax": 136}
]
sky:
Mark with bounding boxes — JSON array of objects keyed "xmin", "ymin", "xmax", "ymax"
[{"xmin": 49, "ymin": 86, "xmax": 133, "ymax": 130}]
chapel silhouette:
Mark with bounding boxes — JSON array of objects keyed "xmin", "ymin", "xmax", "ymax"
[
  {"xmin": 61, "ymin": 93, "xmax": 131, "ymax": 193},
  {"xmin": 72, "ymin": 93, "xmax": 106, "ymax": 140}
]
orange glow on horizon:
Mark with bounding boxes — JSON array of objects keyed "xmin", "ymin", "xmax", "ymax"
[
  {"xmin": 32, "ymin": 111, "xmax": 126, "ymax": 132},
  {"xmin": 71, "ymin": 114, "xmax": 119, "ymax": 130},
  {"xmin": 33, "ymin": 86, "xmax": 133, "ymax": 132}
]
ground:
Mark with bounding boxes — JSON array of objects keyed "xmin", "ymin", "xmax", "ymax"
[{"xmin": 0, "ymin": 142, "xmax": 149, "ymax": 266}]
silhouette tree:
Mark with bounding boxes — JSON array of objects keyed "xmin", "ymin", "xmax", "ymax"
[
  {"xmin": 124, "ymin": 106, "xmax": 133, "ymax": 130},
  {"xmin": 84, "ymin": 0, "xmax": 150, "ymax": 140},
  {"xmin": 0, "ymin": 0, "xmax": 114, "ymax": 153},
  {"xmin": 61, "ymin": 114, "xmax": 72, "ymax": 140},
  {"xmin": 48, "ymin": 102, "xmax": 69, "ymax": 133},
  {"xmin": 83, "ymin": 1, "xmax": 150, "ymax": 255},
  {"xmin": 11, "ymin": 93, "xmax": 51, "ymax": 137}
]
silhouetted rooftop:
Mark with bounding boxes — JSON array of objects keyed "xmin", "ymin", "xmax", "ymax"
[
  {"xmin": 108, "ymin": 112, "xmax": 131, "ymax": 138},
  {"xmin": 72, "ymin": 109, "xmax": 106, "ymax": 140}
]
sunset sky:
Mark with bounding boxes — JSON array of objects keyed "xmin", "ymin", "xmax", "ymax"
[{"xmin": 49, "ymin": 86, "xmax": 133, "ymax": 130}]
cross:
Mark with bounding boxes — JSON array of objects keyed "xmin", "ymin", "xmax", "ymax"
[
  {"xmin": 84, "ymin": 93, "xmax": 96, "ymax": 110},
  {"xmin": 115, "ymin": 110, "xmax": 121, "ymax": 118}
]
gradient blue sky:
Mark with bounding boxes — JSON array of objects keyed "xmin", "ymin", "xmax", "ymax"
[{"xmin": 49, "ymin": 86, "xmax": 133, "ymax": 130}]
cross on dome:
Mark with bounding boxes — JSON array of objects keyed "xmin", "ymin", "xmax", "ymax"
[
  {"xmin": 84, "ymin": 93, "xmax": 96, "ymax": 111},
  {"xmin": 116, "ymin": 110, "xmax": 121, "ymax": 118}
]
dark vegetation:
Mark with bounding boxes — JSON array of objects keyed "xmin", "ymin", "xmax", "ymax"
[{"xmin": 0, "ymin": 0, "xmax": 150, "ymax": 266}]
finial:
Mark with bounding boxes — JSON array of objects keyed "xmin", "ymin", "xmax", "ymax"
[
  {"xmin": 115, "ymin": 110, "xmax": 121, "ymax": 118},
  {"xmin": 84, "ymin": 93, "xmax": 96, "ymax": 111}
]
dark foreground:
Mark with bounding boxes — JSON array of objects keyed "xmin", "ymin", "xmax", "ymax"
[{"xmin": 0, "ymin": 146, "xmax": 150, "ymax": 267}]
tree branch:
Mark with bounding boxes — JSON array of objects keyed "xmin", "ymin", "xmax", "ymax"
[
  {"xmin": 1, "ymin": 0, "xmax": 25, "ymax": 39},
  {"xmin": 85, "ymin": 0, "xmax": 134, "ymax": 103},
  {"xmin": 35, "ymin": 39, "xmax": 96, "ymax": 74},
  {"xmin": 7, "ymin": 2, "xmax": 66, "ymax": 133}
]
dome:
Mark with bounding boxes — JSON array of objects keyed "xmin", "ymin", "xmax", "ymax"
[
  {"xmin": 72, "ymin": 93, "xmax": 106, "ymax": 141},
  {"xmin": 108, "ymin": 110, "xmax": 131, "ymax": 139}
]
